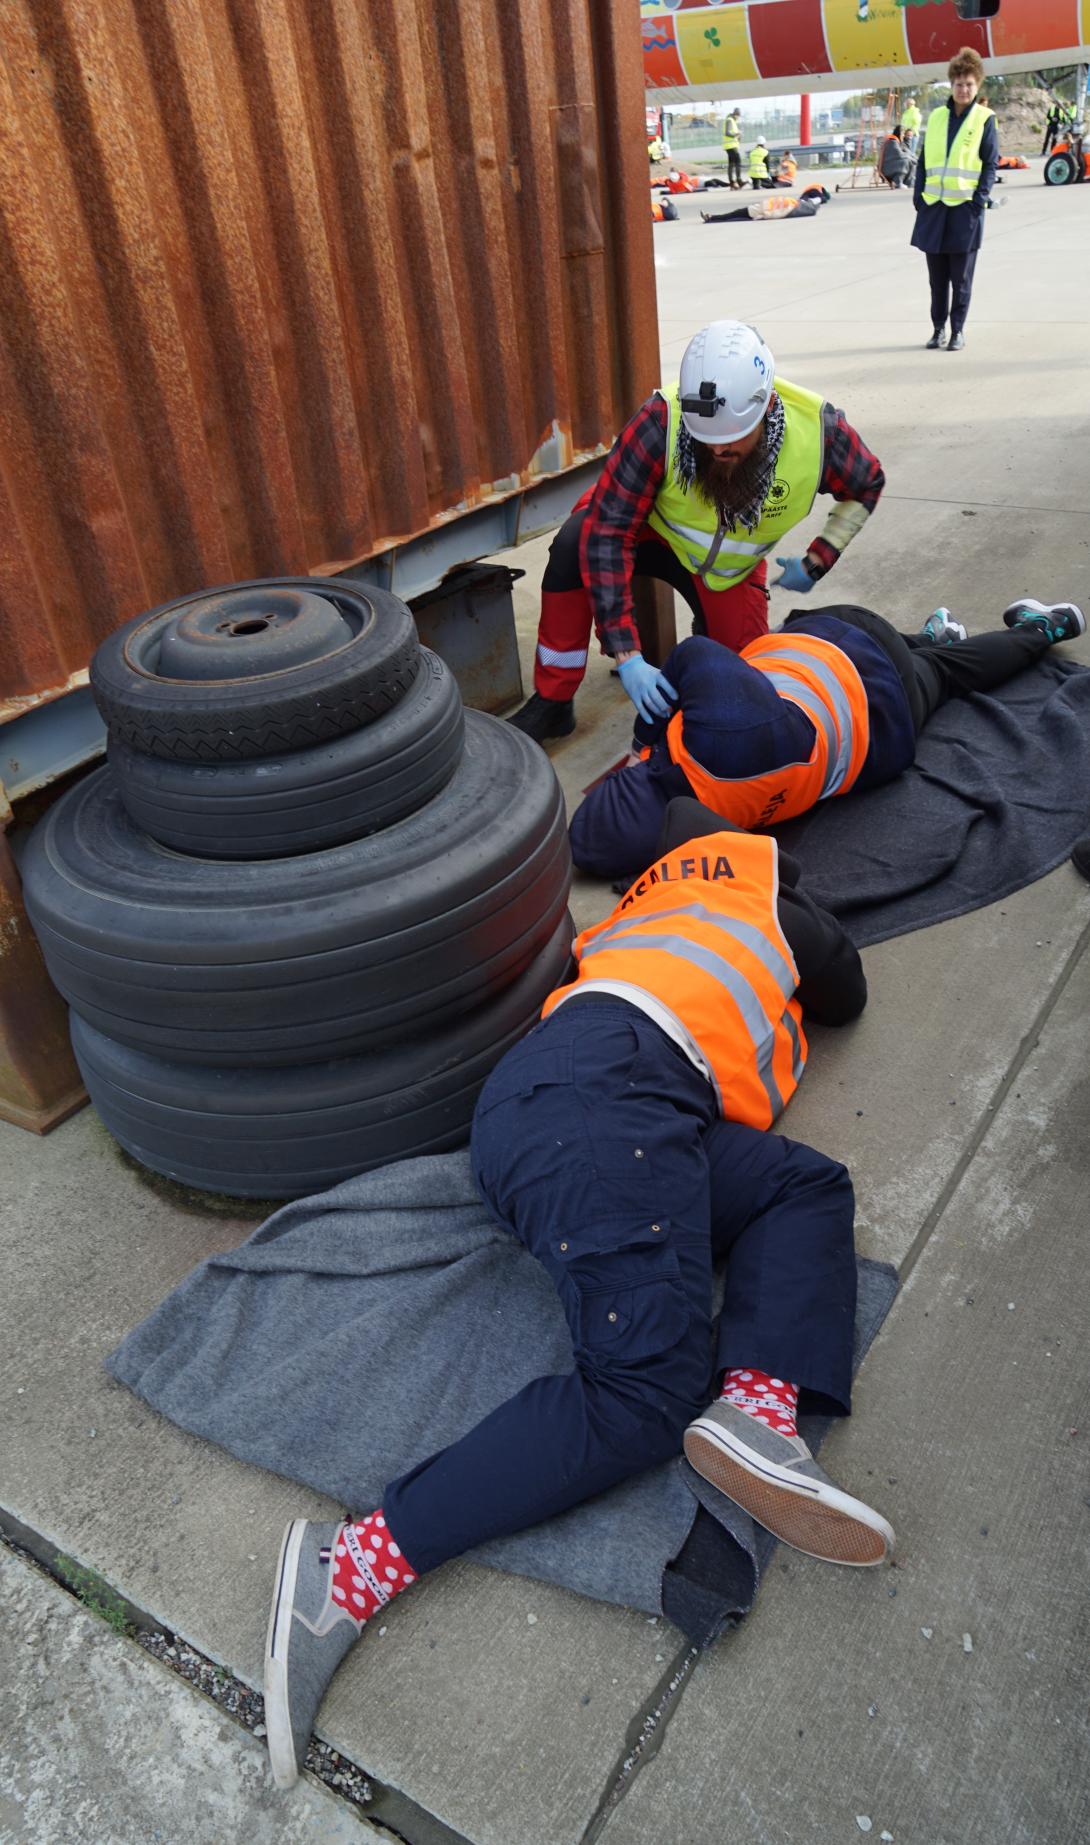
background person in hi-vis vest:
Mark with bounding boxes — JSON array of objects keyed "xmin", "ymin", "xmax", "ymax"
[
  {"xmin": 912, "ymin": 47, "xmax": 998, "ymax": 351},
  {"xmin": 721, "ymin": 107, "xmax": 743, "ymax": 189},
  {"xmin": 900, "ymin": 96, "xmax": 922, "ymax": 155},
  {"xmin": 508, "ymin": 320, "xmax": 885, "ymax": 745},
  {"xmin": 264, "ymin": 795, "xmax": 892, "ymax": 1791},
  {"xmin": 566, "ymin": 596, "xmax": 1087, "ymax": 880}
]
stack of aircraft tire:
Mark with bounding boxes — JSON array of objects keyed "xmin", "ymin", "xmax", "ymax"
[{"xmin": 21, "ymin": 579, "xmax": 573, "ymax": 1198}]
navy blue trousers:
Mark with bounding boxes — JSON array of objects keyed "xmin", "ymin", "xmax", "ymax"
[
  {"xmin": 926, "ymin": 250, "xmax": 978, "ymax": 334},
  {"xmin": 382, "ymin": 1000, "xmax": 857, "ymax": 1575}
]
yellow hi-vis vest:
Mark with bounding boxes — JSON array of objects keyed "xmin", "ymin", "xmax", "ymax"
[
  {"xmin": 748, "ymin": 145, "xmax": 769, "ymax": 179},
  {"xmin": 662, "ymin": 631, "xmax": 872, "ymax": 830},
  {"xmin": 722, "ymin": 119, "xmax": 740, "ymax": 151},
  {"xmin": 541, "ymin": 832, "xmax": 806, "ymax": 1128},
  {"xmin": 901, "ymin": 104, "xmax": 921, "ymax": 135},
  {"xmin": 647, "ymin": 379, "xmax": 824, "ymax": 592},
  {"xmin": 921, "ymin": 102, "xmax": 994, "ymax": 206}
]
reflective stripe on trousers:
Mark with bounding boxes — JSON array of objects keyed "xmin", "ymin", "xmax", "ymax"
[{"xmin": 537, "ymin": 644, "xmax": 589, "ymax": 669}]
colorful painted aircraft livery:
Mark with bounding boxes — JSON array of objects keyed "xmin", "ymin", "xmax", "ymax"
[{"xmin": 641, "ymin": 0, "xmax": 1090, "ymax": 100}]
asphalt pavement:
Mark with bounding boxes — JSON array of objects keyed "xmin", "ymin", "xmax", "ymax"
[{"xmin": 2, "ymin": 165, "xmax": 1089, "ymax": 1845}]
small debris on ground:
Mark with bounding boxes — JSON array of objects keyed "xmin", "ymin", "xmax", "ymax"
[
  {"xmin": 136, "ymin": 1630, "xmax": 374, "ymax": 1810},
  {"xmin": 920, "ymin": 1627, "xmax": 933, "ymax": 1640},
  {"xmin": 963, "ymin": 1633, "xmax": 974, "ymax": 1654},
  {"xmin": 856, "ymin": 1817, "xmax": 873, "ymax": 1834}
]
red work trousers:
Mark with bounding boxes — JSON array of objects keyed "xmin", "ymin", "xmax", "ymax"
[{"xmin": 534, "ymin": 517, "xmax": 769, "ymax": 702}]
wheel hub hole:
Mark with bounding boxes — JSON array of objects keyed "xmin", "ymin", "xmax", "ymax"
[{"xmin": 225, "ymin": 618, "xmax": 272, "ymax": 636}]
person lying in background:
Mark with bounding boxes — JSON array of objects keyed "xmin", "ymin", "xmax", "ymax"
[{"xmin": 702, "ymin": 186, "xmax": 830, "ymax": 225}]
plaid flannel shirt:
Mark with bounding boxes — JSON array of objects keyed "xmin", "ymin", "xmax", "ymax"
[{"xmin": 578, "ymin": 394, "xmax": 885, "ymax": 656}]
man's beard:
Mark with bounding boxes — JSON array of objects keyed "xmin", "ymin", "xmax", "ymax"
[{"xmin": 692, "ymin": 428, "xmax": 770, "ymax": 526}]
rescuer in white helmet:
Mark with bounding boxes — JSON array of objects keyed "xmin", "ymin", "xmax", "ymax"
[{"xmin": 509, "ymin": 319, "xmax": 885, "ymax": 742}]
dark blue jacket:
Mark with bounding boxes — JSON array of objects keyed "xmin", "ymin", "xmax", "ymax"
[
  {"xmin": 911, "ymin": 101, "xmax": 998, "ymax": 254},
  {"xmin": 569, "ymin": 620, "xmax": 915, "ymax": 881}
]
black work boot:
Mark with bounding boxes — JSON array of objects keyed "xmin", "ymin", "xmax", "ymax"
[
  {"xmin": 925, "ymin": 326, "xmax": 946, "ymax": 349},
  {"xmin": 507, "ymin": 692, "xmax": 576, "ymax": 743}
]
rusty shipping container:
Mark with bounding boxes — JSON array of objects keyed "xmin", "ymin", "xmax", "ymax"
[
  {"xmin": 0, "ymin": 0, "xmax": 658, "ymax": 1128},
  {"xmin": 0, "ymin": 0, "xmax": 659, "ymax": 716}
]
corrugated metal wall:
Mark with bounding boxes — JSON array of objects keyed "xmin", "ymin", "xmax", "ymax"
[{"xmin": 0, "ymin": 0, "xmax": 658, "ymax": 713}]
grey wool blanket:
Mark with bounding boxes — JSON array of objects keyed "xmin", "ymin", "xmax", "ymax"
[
  {"xmin": 777, "ymin": 658, "xmax": 1090, "ymax": 947},
  {"xmin": 107, "ymin": 1149, "xmax": 897, "ymax": 1645}
]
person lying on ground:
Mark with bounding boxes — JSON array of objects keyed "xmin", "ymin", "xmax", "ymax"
[
  {"xmin": 263, "ymin": 796, "xmax": 889, "ymax": 1790},
  {"xmin": 569, "ymin": 598, "xmax": 1086, "ymax": 881},
  {"xmin": 702, "ymin": 186, "xmax": 830, "ymax": 225},
  {"xmin": 657, "ymin": 167, "xmax": 731, "ymax": 194},
  {"xmin": 508, "ymin": 319, "xmax": 884, "ymax": 744}
]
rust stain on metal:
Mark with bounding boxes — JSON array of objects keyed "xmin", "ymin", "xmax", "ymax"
[{"xmin": 0, "ymin": 0, "xmax": 658, "ymax": 705}]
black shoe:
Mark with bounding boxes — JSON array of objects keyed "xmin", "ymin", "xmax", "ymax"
[
  {"xmin": 948, "ymin": 331, "xmax": 965, "ymax": 351},
  {"xmin": 1072, "ymin": 836, "xmax": 1090, "ymax": 883},
  {"xmin": 925, "ymin": 328, "xmax": 946, "ymax": 349},
  {"xmin": 507, "ymin": 692, "xmax": 576, "ymax": 743},
  {"xmin": 1001, "ymin": 598, "xmax": 1086, "ymax": 644}
]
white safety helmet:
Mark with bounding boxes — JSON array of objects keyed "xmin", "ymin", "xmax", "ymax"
[
  {"xmin": 678, "ymin": 320, "xmax": 775, "ymax": 444},
  {"xmin": 756, "ymin": 136, "xmax": 767, "ymax": 146}
]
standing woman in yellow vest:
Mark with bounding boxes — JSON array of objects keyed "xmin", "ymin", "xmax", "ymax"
[
  {"xmin": 912, "ymin": 47, "xmax": 998, "ymax": 351},
  {"xmin": 722, "ymin": 109, "xmax": 743, "ymax": 189},
  {"xmin": 509, "ymin": 320, "xmax": 885, "ymax": 744}
]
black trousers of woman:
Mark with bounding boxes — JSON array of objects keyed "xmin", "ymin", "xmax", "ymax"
[
  {"xmin": 786, "ymin": 606, "xmax": 1052, "ymax": 734},
  {"xmin": 926, "ymin": 250, "xmax": 978, "ymax": 336}
]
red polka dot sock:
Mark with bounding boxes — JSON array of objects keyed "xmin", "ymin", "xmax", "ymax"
[
  {"xmin": 719, "ymin": 1367, "xmax": 799, "ymax": 1438},
  {"xmin": 327, "ymin": 1509, "xmax": 418, "ymax": 1627}
]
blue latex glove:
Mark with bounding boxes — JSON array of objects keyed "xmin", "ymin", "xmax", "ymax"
[
  {"xmin": 773, "ymin": 555, "xmax": 816, "ymax": 594},
  {"xmin": 617, "ymin": 655, "xmax": 678, "ymax": 723}
]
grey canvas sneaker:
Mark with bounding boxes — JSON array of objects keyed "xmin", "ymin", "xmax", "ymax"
[
  {"xmin": 684, "ymin": 1400, "xmax": 894, "ymax": 1566},
  {"xmin": 264, "ymin": 1520, "xmax": 362, "ymax": 1788}
]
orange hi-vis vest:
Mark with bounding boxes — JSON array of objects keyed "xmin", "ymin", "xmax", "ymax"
[
  {"xmin": 541, "ymin": 832, "xmax": 806, "ymax": 1129},
  {"xmin": 664, "ymin": 631, "xmax": 872, "ymax": 831}
]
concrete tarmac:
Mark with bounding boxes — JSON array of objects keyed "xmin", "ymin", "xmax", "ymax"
[{"xmin": 2, "ymin": 166, "xmax": 1089, "ymax": 1844}]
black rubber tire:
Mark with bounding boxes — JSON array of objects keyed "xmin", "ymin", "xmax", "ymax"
[
  {"xmin": 89, "ymin": 578, "xmax": 421, "ymax": 762},
  {"xmin": 69, "ymin": 912, "xmax": 574, "ymax": 1198},
  {"xmin": 23, "ymin": 713, "xmax": 571, "ymax": 1065},
  {"xmin": 1044, "ymin": 152, "xmax": 1077, "ymax": 186},
  {"xmin": 107, "ymin": 650, "xmax": 464, "ymax": 858}
]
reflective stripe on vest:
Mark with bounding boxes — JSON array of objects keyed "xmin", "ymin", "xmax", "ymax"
[
  {"xmin": 647, "ymin": 379, "xmax": 824, "ymax": 592},
  {"xmin": 664, "ymin": 631, "xmax": 871, "ymax": 830},
  {"xmin": 921, "ymin": 103, "xmax": 993, "ymax": 206},
  {"xmin": 541, "ymin": 833, "xmax": 806, "ymax": 1128},
  {"xmin": 749, "ymin": 148, "xmax": 768, "ymax": 176}
]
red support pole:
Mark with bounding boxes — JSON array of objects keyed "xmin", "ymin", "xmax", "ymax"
[{"xmin": 800, "ymin": 93, "xmax": 812, "ymax": 146}]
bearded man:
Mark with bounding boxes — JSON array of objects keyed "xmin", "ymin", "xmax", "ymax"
[{"xmin": 509, "ymin": 321, "xmax": 885, "ymax": 740}]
